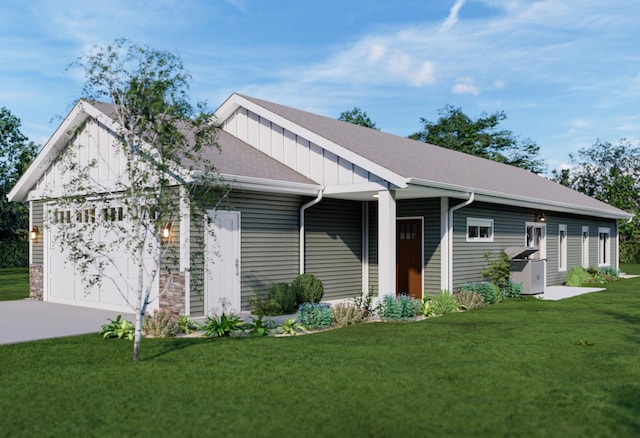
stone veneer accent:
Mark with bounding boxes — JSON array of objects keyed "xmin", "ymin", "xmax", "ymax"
[
  {"xmin": 29, "ymin": 265, "xmax": 44, "ymax": 301},
  {"xmin": 159, "ymin": 271, "xmax": 186, "ymax": 315}
]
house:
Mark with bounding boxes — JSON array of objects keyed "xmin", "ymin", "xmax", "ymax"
[{"xmin": 9, "ymin": 93, "xmax": 633, "ymax": 316}]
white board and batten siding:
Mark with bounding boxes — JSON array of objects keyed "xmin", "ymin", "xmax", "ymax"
[{"xmin": 222, "ymin": 107, "xmax": 377, "ymax": 186}]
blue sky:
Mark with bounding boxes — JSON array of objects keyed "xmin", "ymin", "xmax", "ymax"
[{"xmin": 2, "ymin": 0, "xmax": 639, "ymax": 174}]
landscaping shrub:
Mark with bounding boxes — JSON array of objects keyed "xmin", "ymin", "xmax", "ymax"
[
  {"xmin": 99, "ymin": 315, "xmax": 134, "ymax": 340},
  {"xmin": 352, "ymin": 288, "xmax": 375, "ymax": 317},
  {"xmin": 331, "ymin": 302, "xmax": 366, "ymax": 327},
  {"xmin": 203, "ymin": 313, "xmax": 243, "ymax": 337},
  {"xmin": 565, "ymin": 266, "xmax": 592, "ymax": 287},
  {"xmin": 377, "ymin": 294, "xmax": 422, "ymax": 321},
  {"xmin": 251, "ymin": 282, "xmax": 298, "ymax": 316},
  {"xmin": 178, "ymin": 315, "xmax": 201, "ymax": 335},
  {"xmin": 481, "ymin": 251, "xmax": 511, "ymax": 289},
  {"xmin": 297, "ymin": 303, "xmax": 333, "ymax": 329},
  {"xmin": 143, "ymin": 310, "xmax": 181, "ymax": 338},
  {"xmin": 242, "ymin": 314, "xmax": 277, "ymax": 337},
  {"xmin": 598, "ymin": 266, "xmax": 619, "ymax": 278},
  {"xmin": 454, "ymin": 291, "xmax": 485, "ymax": 311},
  {"xmin": 460, "ymin": 282, "xmax": 502, "ymax": 305},
  {"xmin": 502, "ymin": 280, "xmax": 523, "ymax": 298},
  {"xmin": 420, "ymin": 295, "xmax": 436, "ymax": 317},
  {"xmin": 430, "ymin": 290, "xmax": 459, "ymax": 315},
  {"xmin": 291, "ymin": 273, "xmax": 324, "ymax": 304}
]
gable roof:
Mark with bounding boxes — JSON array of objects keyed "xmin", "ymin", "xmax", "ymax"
[{"xmin": 223, "ymin": 94, "xmax": 631, "ymax": 220}]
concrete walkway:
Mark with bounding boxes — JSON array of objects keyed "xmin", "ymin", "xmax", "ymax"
[
  {"xmin": 0, "ymin": 300, "xmax": 134, "ymax": 345},
  {"xmin": 539, "ymin": 285, "xmax": 606, "ymax": 301}
]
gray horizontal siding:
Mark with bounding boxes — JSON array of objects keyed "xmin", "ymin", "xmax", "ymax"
[
  {"xmin": 190, "ymin": 189, "xmax": 305, "ymax": 315},
  {"xmin": 305, "ymin": 199, "xmax": 362, "ymax": 301},
  {"xmin": 31, "ymin": 201, "xmax": 44, "ymax": 265}
]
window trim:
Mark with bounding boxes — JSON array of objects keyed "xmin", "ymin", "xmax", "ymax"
[
  {"xmin": 598, "ymin": 227, "xmax": 611, "ymax": 267},
  {"xmin": 466, "ymin": 217, "xmax": 494, "ymax": 242},
  {"xmin": 558, "ymin": 224, "xmax": 567, "ymax": 272}
]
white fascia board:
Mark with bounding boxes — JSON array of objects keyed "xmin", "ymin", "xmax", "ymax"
[
  {"xmin": 323, "ymin": 182, "xmax": 390, "ymax": 196},
  {"xmin": 408, "ymin": 178, "xmax": 633, "ymax": 220},
  {"xmin": 214, "ymin": 94, "xmax": 408, "ymax": 189}
]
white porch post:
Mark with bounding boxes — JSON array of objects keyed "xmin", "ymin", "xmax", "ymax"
[{"xmin": 377, "ymin": 190, "xmax": 396, "ymax": 298}]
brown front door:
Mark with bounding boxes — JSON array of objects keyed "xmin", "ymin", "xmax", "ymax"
[{"xmin": 396, "ymin": 219, "xmax": 423, "ymax": 299}]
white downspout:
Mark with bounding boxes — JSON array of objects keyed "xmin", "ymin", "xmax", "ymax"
[
  {"xmin": 300, "ymin": 187, "xmax": 325, "ymax": 275},
  {"xmin": 447, "ymin": 192, "xmax": 475, "ymax": 292}
]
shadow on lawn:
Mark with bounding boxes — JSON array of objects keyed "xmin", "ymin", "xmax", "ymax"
[
  {"xmin": 142, "ymin": 337, "xmax": 209, "ymax": 361},
  {"xmin": 611, "ymin": 384, "xmax": 640, "ymax": 434}
]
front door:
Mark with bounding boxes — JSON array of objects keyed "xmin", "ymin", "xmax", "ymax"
[
  {"xmin": 396, "ymin": 218, "xmax": 423, "ymax": 299},
  {"xmin": 205, "ymin": 210, "xmax": 241, "ymax": 315}
]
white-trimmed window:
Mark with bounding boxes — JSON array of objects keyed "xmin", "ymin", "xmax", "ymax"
[
  {"xmin": 467, "ymin": 218, "xmax": 494, "ymax": 242},
  {"xmin": 598, "ymin": 227, "xmax": 611, "ymax": 267},
  {"xmin": 558, "ymin": 224, "xmax": 567, "ymax": 272},
  {"xmin": 581, "ymin": 226, "xmax": 589, "ymax": 268}
]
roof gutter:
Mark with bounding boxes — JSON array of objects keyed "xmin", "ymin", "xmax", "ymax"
[
  {"xmin": 447, "ymin": 192, "xmax": 475, "ymax": 292},
  {"xmin": 300, "ymin": 187, "xmax": 325, "ymax": 275}
]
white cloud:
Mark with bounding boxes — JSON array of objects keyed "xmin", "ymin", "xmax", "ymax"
[
  {"xmin": 442, "ymin": 0, "xmax": 466, "ymax": 31},
  {"xmin": 452, "ymin": 78, "xmax": 479, "ymax": 95}
]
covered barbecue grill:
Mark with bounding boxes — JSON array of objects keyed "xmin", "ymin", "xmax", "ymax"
[{"xmin": 505, "ymin": 246, "xmax": 545, "ymax": 295}]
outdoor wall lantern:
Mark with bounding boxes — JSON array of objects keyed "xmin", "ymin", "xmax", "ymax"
[
  {"xmin": 162, "ymin": 222, "xmax": 172, "ymax": 240},
  {"xmin": 535, "ymin": 212, "xmax": 547, "ymax": 223},
  {"xmin": 30, "ymin": 226, "xmax": 39, "ymax": 241}
]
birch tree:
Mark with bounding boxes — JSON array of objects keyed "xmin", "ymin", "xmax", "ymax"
[{"xmin": 52, "ymin": 39, "xmax": 221, "ymax": 362}]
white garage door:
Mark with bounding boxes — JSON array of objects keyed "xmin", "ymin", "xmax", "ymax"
[{"xmin": 46, "ymin": 206, "xmax": 158, "ymax": 313}]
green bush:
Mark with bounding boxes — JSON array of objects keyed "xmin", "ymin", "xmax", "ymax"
[
  {"xmin": 291, "ymin": 273, "xmax": 324, "ymax": 304},
  {"xmin": 598, "ymin": 266, "xmax": 619, "ymax": 278},
  {"xmin": 143, "ymin": 310, "xmax": 181, "ymax": 338},
  {"xmin": 0, "ymin": 241, "xmax": 28, "ymax": 268},
  {"xmin": 565, "ymin": 266, "xmax": 592, "ymax": 287},
  {"xmin": 99, "ymin": 315, "xmax": 135, "ymax": 340},
  {"xmin": 352, "ymin": 288, "xmax": 376, "ymax": 317},
  {"xmin": 297, "ymin": 303, "xmax": 333, "ymax": 329},
  {"xmin": 502, "ymin": 280, "xmax": 523, "ymax": 298},
  {"xmin": 481, "ymin": 251, "xmax": 511, "ymax": 289},
  {"xmin": 430, "ymin": 290, "xmax": 459, "ymax": 315},
  {"xmin": 460, "ymin": 282, "xmax": 502, "ymax": 305},
  {"xmin": 331, "ymin": 302, "xmax": 366, "ymax": 327},
  {"xmin": 377, "ymin": 294, "xmax": 422, "ymax": 321},
  {"xmin": 454, "ymin": 291, "xmax": 485, "ymax": 311},
  {"xmin": 251, "ymin": 282, "xmax": 298, "ymax": 316},
  {"xmin": 178, "ymin": 315, "xmax": 201, "ymax": 335},
  {"xmin": 203, "ymin": 313, "xmax": 243, "ymax": 337}
]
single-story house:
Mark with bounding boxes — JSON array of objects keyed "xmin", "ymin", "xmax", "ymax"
[{"xmin": 9, "ymin": 93, "xmax": 633, "ymax": 316}]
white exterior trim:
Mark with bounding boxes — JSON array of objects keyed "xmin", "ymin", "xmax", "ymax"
[
  {"xmin": 377, "ymin": 190, "xmax": 396, "ymax": 297},
  {"xmin": 440, "ymin": 197, "xmax": 449, "ymax": 291}
]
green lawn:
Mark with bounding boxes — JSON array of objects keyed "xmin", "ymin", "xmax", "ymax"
[
  {"xmin": 0, "ymin": 267, "xmax": 29, "ymax": 301},
  {"xmin": 1, "ymin": 275, "xmax": 639, "ymax": 436}
]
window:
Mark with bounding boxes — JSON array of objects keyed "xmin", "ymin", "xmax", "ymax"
[
  {"xmin": 598, "ymin": 227, "xmax": 611, "ymax": 267},
  {"xmin": 399, "ymin": 222, "xmax": 417, "ymax": 240},
  {"xmin": 466, "ymin": 218, "xmax": 493, "ymax": 242},
  {"xmin": 525, "ymin": 223, "xmax": 546, "ymax": 260},
  {"xmin": 581, "ymin": 226, "xmax": 589, "ymax": 268},
  {"xmin": 558, "ymin": 224, "xmax": 567, "ymax": 272}
]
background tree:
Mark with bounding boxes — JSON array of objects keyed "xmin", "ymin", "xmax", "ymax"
[
  {"xmin": 338, "ymin": 107, "xmax": 379, "ymax": 130},
  {"xmin": 54, "ymin": 39, "xmax": 221, "ymax": 362},
  {"xmin": 555, "ymin": 139, "xmax": 640, "ymax": 263},
  {"xmin": 0, "ymin": 108, "xmax": 38, "ymax": 268},
  {"xmin": 409, "ymin": 105, "xmax": 546, "ymax": 173}
]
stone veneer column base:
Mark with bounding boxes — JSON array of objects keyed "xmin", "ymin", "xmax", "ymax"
[
  {"xmin": 29, "ymin": 265, "xmax": 44, "ymax": 301},
  {"xmin": 159, "ymin": 271, "xmax": 186, "ymax": 315}
]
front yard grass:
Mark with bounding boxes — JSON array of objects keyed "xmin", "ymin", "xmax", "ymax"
[
  {"xmin": 0, "ymin": 267, "xmax": 29, "ymax": 301},
  {"xmin": 1, "ymin": 274, "xmax": 639, "ymax": 436}
]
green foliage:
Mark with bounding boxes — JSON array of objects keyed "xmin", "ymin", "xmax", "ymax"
[
  {"xmin": 203, "ymin": 313, "xmax": 243, "ymax": 338},
  {"xmin": 338, "ymin": 107, "xmax": 380, "ymax": 130},
  {"xmin": 0, "ymin": 241, "xmax": 28, "ymax": 268},
  {"xmin": 502, "ymin": 280, "xmax": 523, "ymax": 298},
  {"xmin": 278, "ymin": 318, "xmax": 305, "ymax": 336},
  {"xmin": 291, "ymin": 273, "xmax": 324, "ymax": 304},
  {"xmin": 297, "ymin": 303, "xmax": 333, "ymax": 330},
  {"xmin": 565, "ymin": 266, "xmax": 593, "ymax": 287},
  {"xmin": 242, "ymin": 314, "xmax": 276, "ymax": 337},
  {"xmin": 251, "ymin": 282, "xmax": 298, "ymax": 316},
  {"xmin": 178, "ymin": 315, "xmax": 201, "ymax": 335},
  {"xmin": 420, "ymin": 296, "xmax": 436, "ymax": 317},
  {"xmin": 430, "ymin": 290, "xmax": 459, "ymax": 315},
  {"xmin": 460, "ymin": 282, "xmax": 502, "ymax": 305},
  {"xmin": 409, "ymin": 105, "xmax": 546, "ymax": 173},
  {"xmin": 99, "ymin": 315, "xmax": 135, "ymax": 340},
  {"xmin": 331, "ymin": 302, "xmax": 366, "ymax": 327},
  {"xmin": 352, "ymin": 288, "xmax": 375, "ymax": 317},
  {"xmin": 481, "ymin": 251, "xmax": 511, "ymax": 289},
  {"xmin": 143, "ymin": 310, "xmax": 181, "ymax": 338},
  {"xmin": 598, "ymin": 266, "xmax": 619, "ymax": 278},
  {"xmin": 455, "ymin": 291, "xmax": 486, "ymax": 311},
  {"xmin": 377, "ymin": 294, "xmax": 422, "ymax": 321}
]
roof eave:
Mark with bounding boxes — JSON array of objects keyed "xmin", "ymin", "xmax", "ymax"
[{"xmin": 408, "ymin": 178, "xmax": 633, "ymax": 220}]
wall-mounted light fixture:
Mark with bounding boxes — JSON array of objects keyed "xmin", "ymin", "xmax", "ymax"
[
  {"xmin": 30, "ymin": 226, "xmax": 39, "ymax": 241},
  {"xmin": 535, "ymin": 212, "xmax": 547, "ymax": 223},
  {"xmin": 162, "ymin": 222, "xmax": 172, "ymax": 240}
]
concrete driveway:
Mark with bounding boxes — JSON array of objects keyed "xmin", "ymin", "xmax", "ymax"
[{"xmin": 0, "ymin": 300, "xmax": 134, "ymax": 345}]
